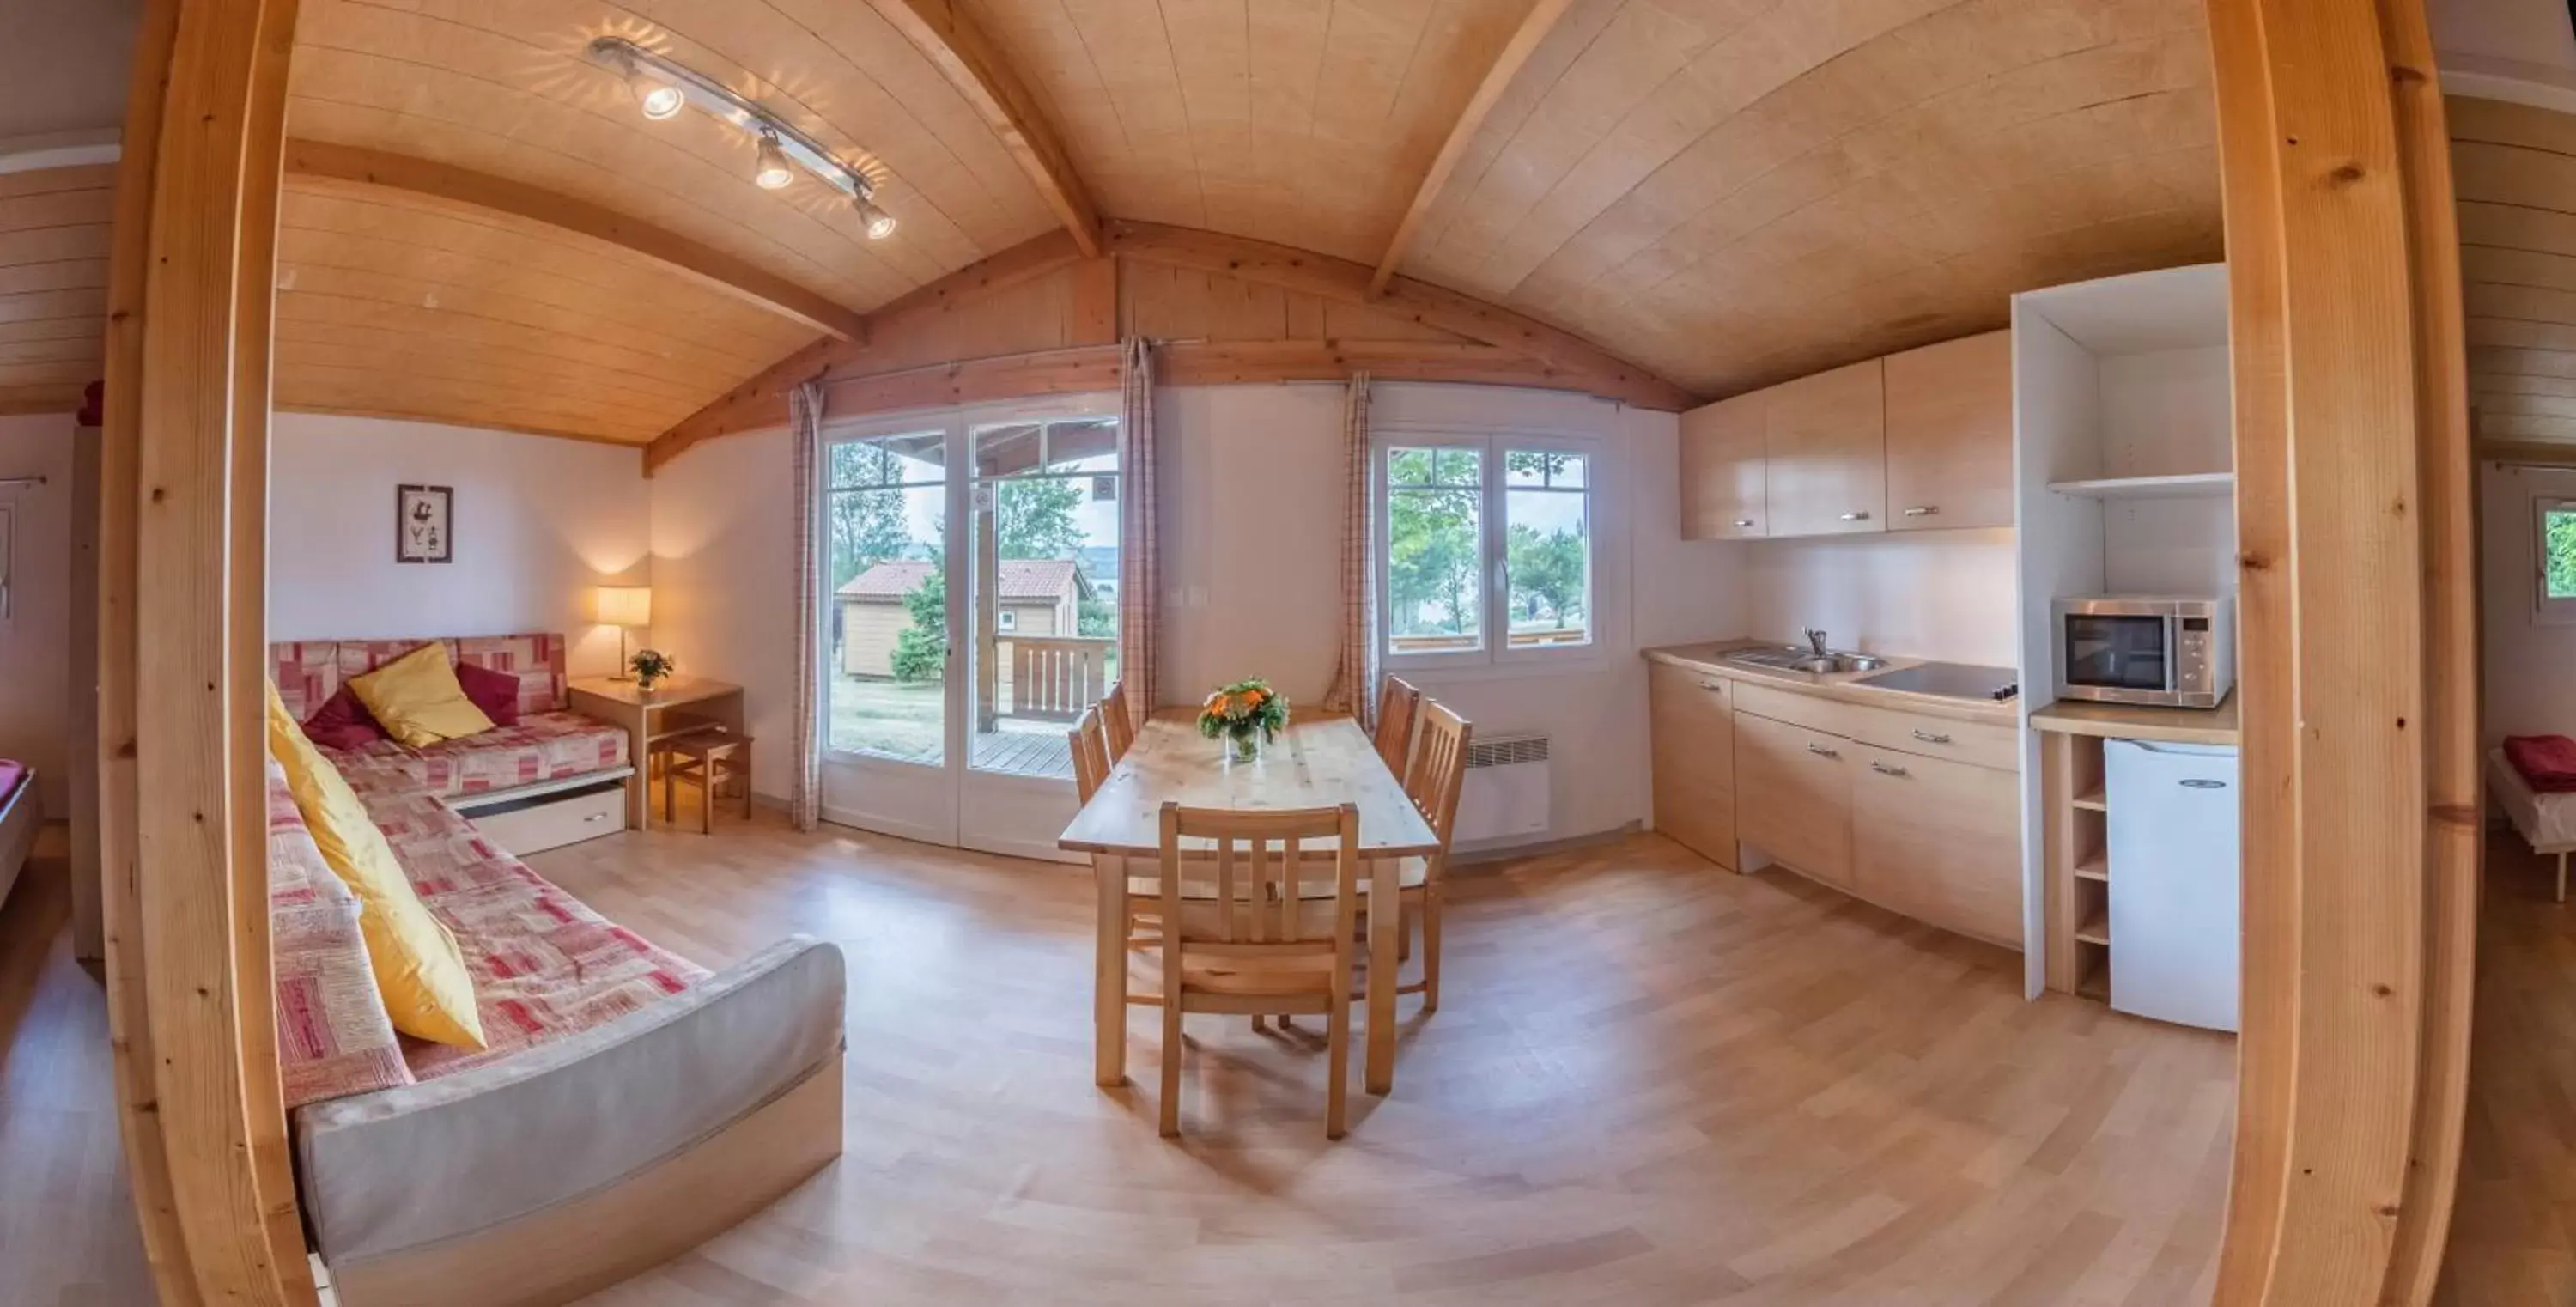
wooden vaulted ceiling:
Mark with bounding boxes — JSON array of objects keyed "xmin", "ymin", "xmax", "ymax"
[{"xmin": 259, "ymin": 0, "xmax": 2227, "ymax": 447}]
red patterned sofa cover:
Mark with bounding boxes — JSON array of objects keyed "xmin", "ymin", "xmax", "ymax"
[
  {"xmin": 269, "ymin": 634, "xmax": 628, "ymax": 798},
  {"xmin": 264, "ymin": 635, "xmax": 844, "ymax": 1305}
]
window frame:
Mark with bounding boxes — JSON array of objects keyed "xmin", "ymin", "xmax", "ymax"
[
  {"xmin": 2537, "ymin": 495, "xmax": 2576, "ymax": 625},
  {"xmin": 1374, "ymin": 429, "xmax": 1601, "ymax": 672}
]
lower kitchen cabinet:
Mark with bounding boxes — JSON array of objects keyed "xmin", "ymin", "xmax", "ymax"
[
  {"xmin": 1733, "ymin": 711, "xmax": 1854, "ymax": 888},
  {"xmin": 1848, "ymin": 742, "xmax": 2022, "ymax": 947},
  {"xmin": 1648, "ymin": 662, "xmax": 1736, "ymax": 868}
]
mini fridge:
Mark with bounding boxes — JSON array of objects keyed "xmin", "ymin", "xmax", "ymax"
[{"xmin": 2105, "ymin": 739, "xmax": 2241, "ymax": 1032}]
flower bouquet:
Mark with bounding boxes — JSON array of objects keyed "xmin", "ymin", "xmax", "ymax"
[
  {"xmin": 629, "ymin": 647, "xmax": 674, "ymax": 693},
  {"xmin": 1199, "ymin": 678, "xmax": 1288, "ymax": 764}
]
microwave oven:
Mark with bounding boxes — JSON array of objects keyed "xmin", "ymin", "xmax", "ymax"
[{"xmin": 2053, "ymin": 596, "xmax": 2234, "ymax": 709}]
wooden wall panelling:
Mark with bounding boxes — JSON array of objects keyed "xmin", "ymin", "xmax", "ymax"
[
  {"xmin": 0, "ymin": 165, "xmax": 113, "ymax": 412},
  {"xmin": 2203, "ymin": 0, "xmax": 2473, "ymax": 1302},
  {"xmin": 2449, "ymin": 96, "xmax": 2576, "ymax": 454},
  {"xmin": 649, "ymin": 224, "xmax": 1698, "ymax": 471},
  {"xmin": 110, "ymin": 0, "xmax": 319, "ymax": 1302}
]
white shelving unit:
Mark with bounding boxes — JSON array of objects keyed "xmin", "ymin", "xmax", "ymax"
[
  {"xmin": 2008, "ymin": 262, "xmax": 2238, "ymax": 1000},
  {"xmin": 2044, "ymin": 471, "xmax": 2235, "ymax": 500}
]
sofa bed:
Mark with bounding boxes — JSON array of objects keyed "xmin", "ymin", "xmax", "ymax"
[{"xmin": 266, "ymin": 633, "xmax": 845, "ymax": 1307}]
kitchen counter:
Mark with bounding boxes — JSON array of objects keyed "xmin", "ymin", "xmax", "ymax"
[
  {"xmin": 1643, "ymin": 640, "xmax": 2019, "ymax": 728},
  {"xmin": 2029, "ymin": 693, "xmax": 2239, "ymax": 746}
]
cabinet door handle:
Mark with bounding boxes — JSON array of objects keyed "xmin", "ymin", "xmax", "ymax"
[
  {"xmin": 1871, "ymin": 761, "xmax": 1909, "ymax": 777},
  {"xmin": 1902, "ymin": 505, "xmax": 1938, "ymax": 517},
  {"xmin": 1807, "ymin": 744, "xmax": 1840, "ymax": 759},
  {"xmin": 1733, "ymin": 518, "xmax": 1754, "ymax": 528},
  {"xmin": 1838, "ymin": 511, "xmax": 1872, "ymax": 522},
  {"xmin": 1698, "ymin": 680, "xmax": 1723, "ymax": 691},
  {"xmin": 1911, "ymin": 729, "xmax": 1951, "ymax": 745}
]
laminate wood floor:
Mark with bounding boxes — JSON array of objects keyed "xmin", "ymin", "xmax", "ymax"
[
  {"xmin": 2433, "ymin": 832, "xmax": 2576, "ymax": 1306},
  {"xmin": 1, "ymin": 811, "xmax": 2241, "ymax": 1306}
]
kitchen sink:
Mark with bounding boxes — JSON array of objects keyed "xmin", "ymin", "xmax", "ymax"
[{"xmin": 1722, "ymin": 647, "xmax": 1889, "ymax": 676}]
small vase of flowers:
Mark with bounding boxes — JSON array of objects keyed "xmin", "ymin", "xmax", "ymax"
[
  {"xmin": 629, "ymin": 648, "xmax": 674, "ymax": 693},
  {"xmin": 1199, "ymin": 678, "xmax": 1288, "ymax": 764}
]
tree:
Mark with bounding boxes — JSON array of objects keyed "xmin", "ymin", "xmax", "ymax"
[
  {"xmin": 826, "ymin": 443, "xmax": 913, "ymax": 592},
  {"xmin": 994, "ymin": 477, "xmax": 1085, "ymax": 560},
  {"xmin": 1077, "ymin": 592, "xmax": 1115, "ymax": 637},
  {"xmin": 890, "ymin": 571, "xmax": 947, "ymax": 682},
  {"xmin": 1387, "ymin": 452, "xmax": 1480, "ymax": 637},
  {"xmin": 1507, "ymin": 522, "xmax": 1586, "ymax": 629}
]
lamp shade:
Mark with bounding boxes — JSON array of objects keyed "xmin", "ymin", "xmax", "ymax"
[{"xmin": 593, "ymin": 586, "xmax": 652, "ymax": 628}]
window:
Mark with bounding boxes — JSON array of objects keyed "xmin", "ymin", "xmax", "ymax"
[
  {"xmin": 2539, "ymin": 497, "xmax": 2576, "ymax": 624},
  {"xmin": 996, "ymin": 608, "xmax": 1018, "ymax": 632},
  {"xmin": 1381, "ymin": 437, "xmax": 1595, "ymax": 666}
]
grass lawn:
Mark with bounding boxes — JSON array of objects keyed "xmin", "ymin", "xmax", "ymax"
[{"xmin": 830, "ymin": 674, "xmax": 943, "ymax": 763}]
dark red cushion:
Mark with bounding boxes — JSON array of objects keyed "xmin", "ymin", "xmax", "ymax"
[
  {"xmin": 301, "ymin": 685, "xmax": 388, "ymax": 752},
  {"xmin": 453, "ymin": 661, "xmax": 522, "ymax": 727}
]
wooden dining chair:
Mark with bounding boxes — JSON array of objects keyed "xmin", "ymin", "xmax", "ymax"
[
  {"xmin": 1069, "ymin": 706, "xmax": 1111, "ymax": 804},
  {"xmin": 1154, "ymin": 800, "xmax": 1363, "ymax": 1139},
  {"xmin": 1099, "ymin": 682, "xmax": 1136, "ymax": 763},
  {"xmin": 1396, "ymin": 702, "xmax": 1471, "ymax": 1012},
  {"xmin": 1373, "ymin": 677, "xmax": 1421, "ymax": 776}
]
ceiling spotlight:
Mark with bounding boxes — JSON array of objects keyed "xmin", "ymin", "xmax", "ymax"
[
  {"xmin": 634, "ymin": 76, "xmax": 684, "ymax": 120},
  {"xmin": 753, "ymin": 132, "xmax": 795, "ymax": 191},
  {"xmin": 853, "ymin": 194, "xmax": 897, "ymax": 240}
]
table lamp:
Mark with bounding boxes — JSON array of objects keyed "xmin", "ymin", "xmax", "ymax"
[{"xmin": 593, "ymin": 586, "xmax": 652, "ymax": 680}]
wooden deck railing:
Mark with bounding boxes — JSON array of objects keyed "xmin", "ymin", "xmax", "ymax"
[{"xmin": 1003, "ymin": 635, "xmax": 1113, "ymax": 721}]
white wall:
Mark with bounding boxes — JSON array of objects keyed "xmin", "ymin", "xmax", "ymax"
[
  {"xmin": 1740, "ymin": 530, "xmax": 2020, "ymax": 668},
  {"xmin": 2433, "ymin": 0, "xmax": 2576, "ymax": 109},
  {"xmin": 0, "ymin": 415, "xmax": 76, "ymax": 814},
  {"xmin": 268, "ymin": 414, "xmax": 653, "ymax": 678},
  {"xmin": 650, "ymin": 381, "xmax": 1748, "ymax": 844},
  {"xmin": 2482, "ymin": 463, "xmax": 2576, "ymax": 748}
]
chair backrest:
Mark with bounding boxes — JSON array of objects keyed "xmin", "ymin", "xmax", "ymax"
[
  {"xmin": 1069, "ymin": 706, "xmax": 1111, "ymax": 804},
  {"xmin": 1099, "ymin": 682, "xmax": 1136, "ymax": 763},
  {"xmin": 1159, "ymin": 802, "xmax": 1359, "ymax": 948},
  {"xmin": 1406, "ymin": 702, "xmax": 1472, "ymax": 860},
  {"xmin": 1374, "ymin": 677, "xmax": 1422, "ymax": 776}
]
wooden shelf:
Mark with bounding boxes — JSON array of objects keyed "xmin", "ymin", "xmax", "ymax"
[
  {"xmin": 2046, "ymin": 471, "xmax": 2234, "ymax": 500},
  {"xmin": 2076, "ymin": 965, "xmax": 2110, "ymax": 1003},
  {"xmin": 2073, "ymin": 786, "xmax": 2106, "ymax": 812},
  {"xmin": 2075, "ymin": 852, "xmax": 2108, "ymax": 883},
  {"xmin": 2076, "ymin": 906, "xmax": 2111, "ymax": 945}
]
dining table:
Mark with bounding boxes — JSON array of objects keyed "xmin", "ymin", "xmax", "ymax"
[{"xmin": 1059, "ymin": 709, "xmax": 1441, "ymax": 1097}]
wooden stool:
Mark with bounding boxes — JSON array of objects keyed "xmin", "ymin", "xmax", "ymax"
[{"xmin": 659, "ymin": 731, "xmax": 754, "ymax": 834}]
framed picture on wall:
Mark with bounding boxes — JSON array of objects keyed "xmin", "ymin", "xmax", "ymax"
[{"xmin": 397, "ymin": 484, "xmax": 453, "ymax": 564}]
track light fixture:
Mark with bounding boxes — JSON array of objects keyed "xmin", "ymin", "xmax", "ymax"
[
  {"xmin": 587, "ymin": 35, "xmax": 896, "ymax": 240},
  {"xmin": 753, "ymin": 131, "xmax": 795, "ymax": 191}
]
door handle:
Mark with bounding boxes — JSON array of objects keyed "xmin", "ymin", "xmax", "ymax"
[
  {"xmin": 1838, "ymin": 511, "xmax": 1871, "ymax": 521},
  {"xmin": 1902, "ymin": 506, "xmax": 1938, "ymax": 517},
  {"xmin": 2180, "ymin": 778, "xmax": 2227, "ymax": 789},
  {"xmin": 1733, "ymin": 518, "xmax": 1754, "ymax": 528},
  {"xmin": 1698, "ymin": 680, "xmax": 1723, "ymax": 691},
  {"xmin": 1807, "ymin": 744, "xmax": 1839, "ymax": 758},
  {"xmin": 1871, "ymin": 761, "xmax": 1909, "ymax": 777},
  {"xmin": 1911, "ymin": 729, "xmax": 1951, "ymax": 745}
]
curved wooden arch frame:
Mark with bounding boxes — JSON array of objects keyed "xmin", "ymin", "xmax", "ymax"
[{"xmin": 102, "ymin": 1, "xmax": 2479, "ymax": 1304}]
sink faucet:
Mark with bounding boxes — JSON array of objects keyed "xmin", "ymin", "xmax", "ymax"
[{"xmin": 1803, "ymin": 627, "xmax": 1828, "ymax": 657}]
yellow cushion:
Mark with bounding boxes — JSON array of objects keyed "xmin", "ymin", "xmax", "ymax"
[
  {"xmin": 346, "ymin": 642, "xmax": 494, "ymax": 749},
  {"xmin": 265, "ymin": 681, "xmax": 485, "ymax": 1050}
]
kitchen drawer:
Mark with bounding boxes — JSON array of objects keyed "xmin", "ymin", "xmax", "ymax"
[
  {"xmin": 1733, "ymin": 681, "xmax": 2017, "ymax": 772},
  {"xmin": 1733, "ymin": 711, "xmax": 1852, "ymax": 887},
  {"xmin": 1849, "ymin": 743, "xmax": 2022, "ymax": 948},
  {"xmin": 1649, "ymin": 662, "xmax": 1735, "ymax": 868},
  {"xmin": 460, "ymin": 782, "xmax": 628, "ymax": 856}
]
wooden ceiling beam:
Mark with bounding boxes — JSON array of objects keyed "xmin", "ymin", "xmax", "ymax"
[
  {"xmin": 1369, "ymin": 0, "xmax": 1576, "ymax": 295},
  {"xmin": 875, "ymin": 0, "xmax": 1103, "ymax": 258},
  {"xmin": 1108, "ymin": 220, "xmax": 1701, "ymax": 410},
  {"xmin": 282, "ymin": 140, "xmax": 872, "ymax": 343}
]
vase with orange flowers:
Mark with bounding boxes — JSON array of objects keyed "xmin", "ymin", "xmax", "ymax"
[{"xmin": 1199, "ymin": 678, "xmax": 1289, "ymax": 764}]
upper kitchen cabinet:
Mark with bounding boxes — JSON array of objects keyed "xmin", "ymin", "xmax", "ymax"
[
  {"xmin": 1883, "ymin": 331, "xmax": 2014, "ymax": 531},
  {"xmin": 1679, "ymin": 391, "xmax": 1766, "ymax": 539},
  {"xmin": 1763, "ymin": 360, "xmax": 1887, "ymax": 538}
]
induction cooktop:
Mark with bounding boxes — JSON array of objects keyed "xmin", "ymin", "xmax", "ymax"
[{"xmin": 1857, "ymin": 661, "xmax": 2019, "ymax": 702}]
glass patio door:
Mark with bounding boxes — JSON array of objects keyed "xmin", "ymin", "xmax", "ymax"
[{"xmin": 817, "ymin": 398, "xmax": 1121, "ymax": 858}]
